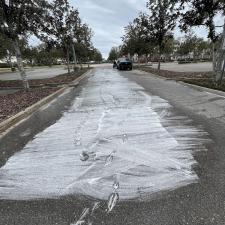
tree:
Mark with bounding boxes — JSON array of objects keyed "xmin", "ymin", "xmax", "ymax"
[
  {"xmin": 179, "ymin": 0, "xmax": 224, "ymax": 43},
  {"xmin": 48, "ymin": 0, "xmax": 72, "ymax": 73},
  {"xmin": 178, "ymin": 0, "xmax": 225, "ymax": 82},
  {"xmin": 48, "ymin": 1, "xmax": 93, "ymax": 72},
  {"xmin": 140, "ymin": 0, "xmax": 178, "ymax": 70},
  {"xmin": 108, "ymin": 47, "xmax": 120, "ymax": 61},
  {"xmin": 122, "ymin": 16, "xmax": 154, "ymax": 64},
  {"xmin": 26, "ymin": 44, "xmax": 64, "ymax": 66},
  {"xmin": 0, "ymin": 33, "xmax": 8, "ymax": 59},
  {"xmin": 163, "ymin": 36, "xmax": 175, "ymax": 55},
  {"xmin": 0, "ymin": 33, "xmax": 13, "ymax": 62},
  {"xmin": 65, "ymin": 7, "xmax": 89, "ymax": 70},
  {"xmin": 0, "ymin": 0, "xmax": 52, "ymax": 89},
  {"xmin": 177, "ymin": 33, "xmax": 211, "ymax": 61},
  {"xmin": 74, "ymin": 22, "xmax": 93, "ymax": 64},
  {"xmin": 89, "ymin": 48, "xmax": 102, "ymax": 62}
]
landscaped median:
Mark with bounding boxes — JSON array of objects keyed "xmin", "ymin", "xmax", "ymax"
[
  {"xmin": 0, "ymin": 68, "xmax": 90, "ymax": 133},
  {"xmin": 136, "ymin": 66, "xmax": 225, "ymax": 93}
]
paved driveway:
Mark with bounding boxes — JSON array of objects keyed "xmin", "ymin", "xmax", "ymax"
[
  {"xmin": 0, "ymin": 67, "xmax": 68, "ymax": 80},
  {"xmin": 0, "ymin": 68, "xmax": 225, "ymax": 225}
]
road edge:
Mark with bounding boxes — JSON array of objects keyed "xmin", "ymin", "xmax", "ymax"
[
  {"xmin": 178, "ymin": 81, "xmax": 225, "ymax": 98},
  {"xmin": 135, "ymin": 69, "xmax": 225, "ymax": 98},
  {"xmin": 0, "ymin": 69, "xmax": 92, "ymax": 134}
]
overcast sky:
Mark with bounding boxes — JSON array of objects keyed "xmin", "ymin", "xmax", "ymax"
[
  {"xmin": 70, "ymin": 0, "xmax": 147, "ymax": 59},
  {"xmin": 64, "ymin": 0, "xmax": 225, "ymax": 59}
]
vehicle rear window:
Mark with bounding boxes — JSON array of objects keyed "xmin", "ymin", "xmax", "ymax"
[{"xmin": 118, "ymin": 58, "xmax": 130, "ymax": 62}]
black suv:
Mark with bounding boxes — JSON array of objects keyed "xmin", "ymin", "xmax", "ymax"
[{"xmin": 116, "ymin": 58, "xmax": 133, "ymax": 71}]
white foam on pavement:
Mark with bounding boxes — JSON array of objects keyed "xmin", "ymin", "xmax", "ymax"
[{"xmin": 0, "ymin": 69, "xmax": 208, "ymax": 200}]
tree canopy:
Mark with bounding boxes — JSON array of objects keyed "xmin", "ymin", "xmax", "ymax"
[{"xmin": 0, "ymin": 0, "xmax": 100, "ymax": 88}]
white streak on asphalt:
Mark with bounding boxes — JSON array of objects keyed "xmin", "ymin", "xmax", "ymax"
[
  {"xmin": 107, "ymin": 192, "xmax": 119, "ymax": 212},
  {"xmin": 0, "ymin": 68, "xmax": 209, "ymax": 200},
  {"xmin": 71, "ymin": 207, "xmax": 89, "ymax": 225}
]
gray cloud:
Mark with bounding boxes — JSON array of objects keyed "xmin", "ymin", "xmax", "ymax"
[
  {"xmin": 70, "ymin": 0, "xmax": 217, "ymax": 59},
  {"xmin": 70, "ymin": 0, "xmax": 146, "ymax": 58}
]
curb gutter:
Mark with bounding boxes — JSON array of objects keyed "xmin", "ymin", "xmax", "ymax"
[{"xmin": 0, "ymin": 69, "xmax": 92, "ymax": 134}]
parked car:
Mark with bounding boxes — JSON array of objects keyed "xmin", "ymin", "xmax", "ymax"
[{"xmin": 116, "ymin": 58, "xmax": 133, "ymax": 70}]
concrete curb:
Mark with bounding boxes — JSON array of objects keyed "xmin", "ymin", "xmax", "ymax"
[
  {"xmin": 0, "ymin": 69, "xmax": 92, "ymax": 134},
  {"xmin": 179, "ymin": 81, "xmax": 225, "ymax": 98},
  {"xmin": 136, "ymin": 69, "xmax": 225, "ymax": 98}
]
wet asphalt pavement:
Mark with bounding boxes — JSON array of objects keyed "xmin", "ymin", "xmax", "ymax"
[{"xmin": 0, "ymin": 68, "xmax": 225, "ymax": 224}]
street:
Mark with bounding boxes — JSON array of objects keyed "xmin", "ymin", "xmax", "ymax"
[
  {"xmin": 0, "ymin": 67, "xmax": 225, "ymax": 224},
  {"xmin": 0, "ymin": 62, "xmax": 213, "ymax": 82}
]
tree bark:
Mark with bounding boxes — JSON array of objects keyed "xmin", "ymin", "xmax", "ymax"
[
  {"xmin": 212, "ymin": 42, "xmax": 215, "ymax": 71},
  {"xmin": 138, "ymin": 55, "xmax": 140, "ymax": 68},
  {"xmin": 66, "ymin": 47, "xmax": 70, "ymax": 74},
  {"xmin": 6, "ymin": 52, "xmax": 13, "ymax": 71},
  {"xmin": 158, "ymin": 45, "xmax": 162, "ymax": 70},
  {"xmin": 214, "ymin": 21, "xmax": 225, "ymax": 84},
  {"xmin": 72, "ymin": 44, "xmax": 78, "ymax": 72},
  {"xmin": 158, "ymin": 54, "xmax": 161, "ymax": 70},
  {"xmin": 13, "ymin": 39, "xmax": 29, "ymax": 90}
]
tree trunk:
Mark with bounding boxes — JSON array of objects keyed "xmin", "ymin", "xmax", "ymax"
[
  {"xmin": 212, "ymin": 42, "xmax": 215, "ymax": 71},
  {"xmin": 158, "ymin": 45, "xmax": 163, "ymax": 71},
  {"xmin": 138, "ymin": 55, "xmax": 140, "ymax": 68},
  {"xmin": 80, "ymin": 62, "xmax": 83, "ymax": 70},
  {"xmin": 214, "ymin": 21, "xmax": 225, "ymax": 84},
  {"xmin": 6, "ymin": 53, "xmax": 13, "ymax": 71},
  {"xmin": 66, "ymin": 47, "xmax": 70, "ymax": 74},
  {"xmin": 13, "ymin": 39, "xmax": 29, "ymax": 90},
  {"xmin": 158, "ymin": 54, "xmax": 161, "ymax": 70},
  {"xmin": 72, "ymin": 44, "xmax": 78, "ymax": 72}
]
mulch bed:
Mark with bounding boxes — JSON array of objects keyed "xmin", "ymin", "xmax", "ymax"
[
  {"xmin": 137, "ymin": 66, "xmax": 213, "ymax": 80},
  {"xmin": 0, "ymin": 88, "xmax": 59, "ymax": 123},
  {"xmin": 0, "ymin": 68, "xmax": 89, "ymax": 123}
]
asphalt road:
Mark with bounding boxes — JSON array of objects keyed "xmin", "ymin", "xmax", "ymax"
[
  {"xmin": 151, "ymin": 62, "xmax": 213, "ymax": 72},
  {"xmin": 0, "ymin": 68, "xmax": 225, "ymax": 225},
  {"xmin": 0, "ymin": 64, "xmax": 109, "ymax": 81},
  {"xmin": 0, "ymin": 66, "xmax": 68, "ymax": 80}
]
